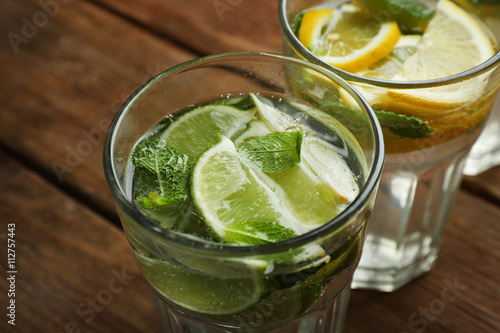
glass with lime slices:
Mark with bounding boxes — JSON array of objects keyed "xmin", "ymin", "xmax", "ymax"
[
  {"xmin": 279, "ymin": 0, "xmax": 500, "ymax": 291},
  {"xmin": 103, "ymin": 53, "xmax": 384, "ymax": 332}
]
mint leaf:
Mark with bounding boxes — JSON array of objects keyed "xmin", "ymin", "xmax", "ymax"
[
  {"xmin": 238, "ymin": 129, "xmax": 303, "ymax": 174},
  {"xmin": 133, "ymin": 137, "xmax": 190, "ymax": 208},
  {"xmin": 354, "ymin": 0, "xmax": 435, "ymax": 33},
  {"xmin": 375, "ymin": 110, "xmax": 432, "ymax": 138},
  {"xmin": 291, "ymin": 11, "xmax": 305, "ymax": 36},
  {"xmin": 224, "ymin": 221, "xmax": 298, "ymax": 246}
]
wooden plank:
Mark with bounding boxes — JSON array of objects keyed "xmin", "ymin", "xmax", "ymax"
[
  {"xmin": 0, "ymin": 150, "xmax": 161, "ymax": 333},
  {"xmin": 91, "ymin": 0, "xmax": 283, "ymax": 54},
  {"xmin": 0, "ymin": 0, "xmax": 196, "ymax": 217},
  {"xmin": 345, "ymin": 189, "xmax": 500, "ymax": 333},
  {"xmin": 463, "ymin": 166, "xmax": 500, "ymax": 205}
]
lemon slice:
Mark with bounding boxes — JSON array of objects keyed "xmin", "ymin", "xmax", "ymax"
[
  {"xmin": 364, "ymin": 0, "xmax": 496, "ymax": 118},
  {"xmin": 394, "ymin": 0, "xmax": 496, "ymax": 81},
  {"xmin": 357, "ymin": 35, "xmax": 422, "ymax": 80},
  {"xmin": 298, "ymin": 8, "xmax": 339, "ymax": 51},
  {"xmin": 299, "ymin": 4, "xmax": 401, "ymax": 73}
]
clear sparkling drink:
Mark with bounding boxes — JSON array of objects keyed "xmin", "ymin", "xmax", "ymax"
[
  {"xmin": 104, "ymin": 53, "xmax": 384, "ymax": 332},
  {"xmin": 279, "ymin": 0, "xmax": 500, "ymax": 291}
]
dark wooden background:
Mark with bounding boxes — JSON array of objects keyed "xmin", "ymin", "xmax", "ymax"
[{"xmin": 0, "ymin": 0, "xmax": 499, "ymax": 332}]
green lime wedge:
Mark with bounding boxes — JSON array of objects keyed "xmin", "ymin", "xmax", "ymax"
[
  {"xmin": 250, "ymin": 93, "xmax": 296, "ymax": 132},
  {"xmin": 134, "ymin": 252, "xmax": 267, "ymax": 315},
  {"xmin": 191, "ymin": 135, "xmax": 309, "ymax": 241},
  {"xmin": 210, "ymin": 285, "xmax": 303, "ymax": 329},
  {"xmin": 160, "ymin": 104, "xmax": 256, "ymax": 161},
  {"xmin": 251, "ymin": 93, "xmax": 360, "ymax": 211},
  {"xmin": 191, "ymin": 96, "xmax": 360, "ymax": 245},
  {"xmin": 233, "ymin": 120, "xmax": 272, "ymax": 148}
]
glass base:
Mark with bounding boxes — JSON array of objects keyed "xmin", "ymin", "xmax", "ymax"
[
  {"xmin": 464, "ymin": 96, "xmax": 500, "ymax": 175},
  {"xmin": 151, "ymin": 279, "xmax": 353, "ymax": 333},
  {"xmin": 352, "ymin": 234, "xmax": 438, "ymax": 292},
  {"xmin": 463, "ymin": 147, "xmax": 500, "ymax": 175}
]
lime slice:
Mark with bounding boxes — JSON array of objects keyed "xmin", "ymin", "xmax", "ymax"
[
  {"xmin": 251, "ymin": 94, "xmax": 360, "ymax": 205},
  {"xmin": 160, "ymin": 104, "xmax": 256, "ymax": 161},
  {"xmin": 295, "ymin": 232, "xmax": 361, "ymax": 310},
  {"xmin": 250, "ymin": 93, "xmax": 296, "ymax": 132},
  {"xmin": 233, "ymin": 120, "xmax": 271, "ymax": 148},
  {"xmin": 298, "ymin": 4, "xmax": 401, "ymax": 72},
  {"xmin": 191, "ymin": 135, "xmax": 308, "ymax": 240},
  {"xmin": 301, "ymin": 136, "xmax": 359, "ymax": 204},
  {"xmin": 191, "ymin": 96, "xmax": 360, "ymax": 245},
  {"xmin": 209, "ymin": 285, "xmax": 303, "ymax": 329},
  {"xmin": 135, "ymin": 252, "xmax": 267, "ymax": 315}
]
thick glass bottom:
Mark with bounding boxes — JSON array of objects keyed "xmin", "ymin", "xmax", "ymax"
[
  {"xmin": 464, "ymin": 97, "xmax": 500, "ymax": 175},
  {"xmin": 352, "ymin": 234, "xmax": 438, "ymax": 292},
  {"xmin": 464, "ymin": 146, "xmax": 500, "ymax": 176}
]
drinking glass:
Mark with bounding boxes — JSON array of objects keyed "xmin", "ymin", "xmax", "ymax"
[
  {"xmin": 103, "ymin": 52, "xmax": 384, "ymax": 332},
  {"xmin": 465, "ymin": 91, "xmax": 500, "ymax": 175},
  {"xmin": 279, "ymin": 0, "xmax": 500, "ymax": 291},
  {"xmin": 465, "ymin": 4, "xmax": 500, "ymax": 175}
]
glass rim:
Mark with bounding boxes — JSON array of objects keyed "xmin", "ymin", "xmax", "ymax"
[
  {"xmin": 278, "ymin": 0, "xmax": 500, "ymax": 89},
  {"xmin": 103, "ymin": 51, "xmax": 385, "ymax": 256}
]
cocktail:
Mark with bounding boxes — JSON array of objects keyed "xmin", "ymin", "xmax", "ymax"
[
  {"xmin": 103, "ymin": 53, "xmax": 384, "ymax": 332},
  {"xmin": 279, "ymin": 0, "xmax": 500, "ymax": 291}
]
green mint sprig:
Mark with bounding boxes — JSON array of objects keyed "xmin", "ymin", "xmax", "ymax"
[
  {"xmin": 353, "ymin": 0, "xmax": 435, "ymax": 33},
  {"xmin": 238, "ymin": 129, "xmax": 303, "ymax": 174},
  {"xmin": 375, "ymin": 110, "xmax": 432, "ymax": 138},
  {"xmin": 133, "ymin": 137, "xmax": 190, "ymax": 208}
]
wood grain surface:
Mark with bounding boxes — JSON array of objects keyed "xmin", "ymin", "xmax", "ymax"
[{"xmin": 1, "ymin": 0, "xmax": 499, "ymax": 332}]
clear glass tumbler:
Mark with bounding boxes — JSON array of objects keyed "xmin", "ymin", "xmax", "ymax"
[
  {"xmin": 103, "ymin": 52, "xmax": 384, "ymax": 332},
  {"xmin": 465, "ymin": 4, "xmax": 500, "ymax": 175},
  {"xmin": 279, "ymin": 0, "xmax": 500, "ymax": 291},
  {"xmin": 465, "ymin": 90, "xmax": 500, "ymax": 175}
]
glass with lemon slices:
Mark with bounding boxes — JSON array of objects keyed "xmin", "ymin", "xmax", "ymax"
[
  {"xmin": 280, "ymin": 0, "xmax": 500, "ymax": 291},
  {"xmin": 464, "ymin": 3, "xmax": 500, "ymax": 175},
  {"xmin": 103, "ymin": 53, "xmax": 384, "ymax": 332}
]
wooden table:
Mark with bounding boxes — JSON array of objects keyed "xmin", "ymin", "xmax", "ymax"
[{"xmin": 1, "ymin": 0, "xmax": 499, "ymax": 332}]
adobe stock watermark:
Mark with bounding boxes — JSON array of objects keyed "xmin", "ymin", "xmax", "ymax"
[
  {"xmin": 51, "ymin": 60, "xmax": 171, "ymax": 183},
  {"xmin": 213, "ymin": 0, "xmax": 244, "ymax": 21},
  {"xmin": 401, "ymin": 277, "xmax": 468, "ymax": 333},
  {"xmin": 396, "ymin": 128, "xmax": 446, "ymax": 174},
  {"xmin": 7, "ymin": 0, "xmax": 71, "ymax": 54},
  {"xmin": 58, "ymin": 267, "xmax": 136, "ymax": 333}
]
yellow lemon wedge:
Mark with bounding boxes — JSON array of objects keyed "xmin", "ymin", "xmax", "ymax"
[
  {"xmin": 298, "ymin": 8, "xmax": 339, "ymax": 51},
  {"xmin": 371, "ymin": 0, "xmax": 496, "ymax": 118},
  {"xmin": 394, "ymin": 0, "xmax": 495, "ymax": 81},
  {"xmin": 299, "ymin": 4, "xmax": 401, "ymax": 73},
  {"xmin": 357, "ymin": 35, "xmax": 421, "ymax": 80}
]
